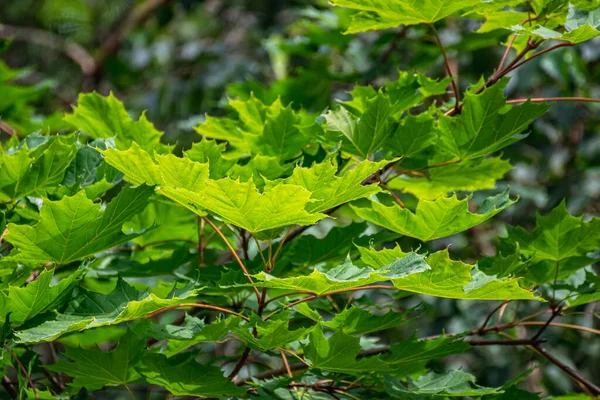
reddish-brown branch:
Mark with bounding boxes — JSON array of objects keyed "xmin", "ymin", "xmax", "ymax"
[
  {"xmin": 4, "ymin": 345, "xmax": 38, "ymax": 399},
  {"xmin": 478, "ymin": 301, "xmax": 511, "ymax": 334},
  {"xmin": 506, "ymin": 97, "xmax": 600, "ymax": 105},
  {"xmin": 519, "ymin": 321, "xmax": 600, "ymax": 336},
  {"xmin": 203, "ymin": 217, "xmax": 261, "ymax": 302},
  {"xmin": 503, "ymin": 42, "xmax": 574, "ymax": 74},
  {"xmin": 145, "ymin": 303, "xmax": 249, "ymax": 321},
  {"xmin": 280, "ymin": 349, "xmax": 293, "ymax": 378},
  {"xmin": 430, "ymin": 24, "xmax": 461, "ymax": 113},
  {"xmin": 532, "ymin": 344, "xmax": 600, "ymax": 395},
  {"xmin": 496, "ymin": 17, "xmax": 538, "ymax": 72},
  {"xmin": 228, "ymin": 347, "xmax": 252, "ymax": 379}
]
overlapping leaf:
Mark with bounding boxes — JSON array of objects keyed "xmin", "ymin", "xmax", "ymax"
[
  {"xmin": 65, "ymin": 92, "xmax": 163, "ymax": 152},
  {"xmin": 330, "ymin": 0, "xmax": 480, "ymax": 33},
  {"xmin": 276, "ymin": 159, "xmax": 388, "ymax": 212},
  {"xmin": 351, "ymin": 189, "xmax": 516, "ymax": 241},
  {"xmin": 49, "ymin": 331, "xmax": 144, "ymax": 390},
  {"xmin": 388, "ymin": 156, "xmax": 513, "ymax": 200},
  {"xmin": 0, "ymin": 135, "xmax": 77, "ymax": 202},
  {"xmin": 438, "ymin": 80, "xmax": 550, "ymax": 161},
  {"xmin": 137, "ymin": 353, "xmax": 246, "ymax": 397},
  {"xmin": 14, "ymin": 279, "xmax": 199, "ymax": 343},
  {"xmin": 4, "ymin": 185, "xmax": 153, "ymax": 264}
]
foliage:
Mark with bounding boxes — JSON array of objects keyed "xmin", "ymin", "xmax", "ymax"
[{"xmin": 0, "ymin": 0, "xmax": 599, "ymax": 399}]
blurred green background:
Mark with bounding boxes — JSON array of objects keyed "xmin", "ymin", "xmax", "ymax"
[{"xmin": 1, "ymin": 0, "xmax": 599, "ymax": 396}]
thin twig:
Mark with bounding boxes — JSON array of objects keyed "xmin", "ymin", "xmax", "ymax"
[
  {"xmin": 532, "ymin": 344, "xmax": 600, "ymax": 395},
  {"xmin": 203, "ymin": 217, "xmax": 261, "ymax": 302},
  {"xmin": 506, "ymin": 97, "xmax": 600, "ymax": 105},
  {"xmin": 478, "ymin": 301, "xmax": 511, "ymax": 334},
  {"xmin": 3, "ymin": 345, "xmax": 38, "ymax": 399},
  {"xmin": 465, "ymin": 338, "xmax": 546, "ymax": 346},
  {"xmin": 503, "ymin": 42, "xmax": 574, "ymax": 74},
  {"xmin": 279, "ymin": 349, "xmax": 293, "ymax": 378},
  {"xmin": 531, "ymin": 307, "xmax": 563, "ymax": 341},
  {"xmin": 519, "ymin": 321, "xmax": 600, "ymax": 336},
  {"xmin": 228, "ymin": 347, "xmax": 252, "ymax": 379},
  {"xmin": 430, "ymin": 24, "xmax": 461, "ymax": 112},
  {"xmin": 496, "ymin": 17, "xmax": 538, "ymax": 72}
]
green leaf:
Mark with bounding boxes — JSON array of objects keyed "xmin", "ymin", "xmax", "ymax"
[
  {"xmin": 437, "ymin": 80, "xmax": 550, "ymax": 160},
  {"xmin": 325, "ymin": 92, "xmax": 394, "ymax": 158},
  {"xmin": 385, "ymin": 113, "xmax": 438, "ymax": 160},
  {"xmin": 330, "ymin": 0, "xmax": 480, "ymax": 33},
  {"xmin": 0, "ymin": 136, "xmax": 77, "ymax": 202},
  {"xmin": 304, "ymin": 324, "xmax": 388, "ymax": 373},
  {"xmin": 279, "ymin": 159, "xmax": 388, "ymax": 213},
  {"xmin": 386, "ymin": 370, "xmax": 502, "ymax": 397},
  {"xmin": 478, "ymin": 243, "xmax": 527, "ymax": 278},
  {"xmin": 476, "ymin": 10, "xmax": 529, "ymax": 33},
  {"xmin": 234, "ymin": 317, "xmax": 311, "ymax": 351},
  {"xmin": 388, "ymin": 157, "xmax": 513, "ymax": 200},
  {"xmin": 323, "ymin": 306, "xmax": 412, "ymax": 335},
  {"xmin": 512, "ymin": 4, "xmax": 600, "ymax": 44},
  {"xmin": 229, "ymin": 154, "xmax": 293, "ymax": 189},
  {"xmin": 136, "ymin": 353, "xmax": 246, "ymax": 397},
  {"xmin": 503, "ymin": 201, "xmax": 600, "ymax": 284},
  {"xmin": 14, "ymin": 279, "xmax": 198, "ymax": 343},
  {"xmin": 280, "ymin": 223, "xmax": 373, "ymax": 268},
  {"xmin": 185, "ymin": 139, "xmax": 236, "ymax": 179},
  {"xmin": 158, "ymin": 177, "xmax": 327, "ymax": 237},
  {"xmin": 351, "ymin": 189, "xmax": 516, "ymax": 241},
  {"xmin": 391, "ymin": 249, "xmax": 540, "ymax": 300},
  {"xmin": 49, "ymin": 330, "xmax": 144, "ymax": 390},
  {"xmin": 382, "ymin": 336, "xmax": 470, "ymax": 375},
  {"xmin": 64, "ymin": 92, "xmax": 163, "ymax": 152},
  {"xmin": 196, "ymin": 96, "xmax": 310, "ymax": 161},
  {"xmin": 250, "ymin": 254, "xmax": 428, "ymax": 296},
  {"xmin": 505, "ymin": 201, "xmax": 600, "ymax": 262},
  {"xmin": 157, "ymin": 316, "xmax": 241, "ymax": 356},
  {"xmin": 1, "ymin": 269, "xmax": 84, "ymax": 325},
  {"xmin": 4, "ymin": 185, "xmax": 153, "ymax": 264},
  {"xmin": 101, "ymin": 142, "xmax": 209, "ymax": 191}
]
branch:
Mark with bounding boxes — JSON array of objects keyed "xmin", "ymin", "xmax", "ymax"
[
  {"xmin": 532, "ymin": 344, "xmax": 600, "ymax": 395},
  {"xmin": 430, "ymin": 24, "xmax": 461, "ymax": 113},
  {"xmin": 203, "ymin": 217, "xmax": 261, "ymax": 302},
  {"xmin": 0, "ymin": 24, "xmax": 96, "ymax": 75},
  {"xmin": 478, "ymin": 301, "xmax": 511, "ymax": 334},
  {"xmin": 496, "ymin": 17, "xmax": 538, "ymax": 72},
  {"xmin": 3, "ymin": 345, "xmax": 38, "ymax": 399},
  {"xmin": 465, "ymin": 338, "xmax": 546, "ymax": 346},
  {"xmin": 503, "ymin": 42, "xmax": 574, "ymax": 75},
  {"xmin": 531, "ymin": 307, "xmax": 562, "ymax": 341},
  {"xmin": 518, "ymin": 321, "xmax": 600, "ymax": 336},
  {"xmin": 506, "ymin": 97, "xmax": 600, "ymax": 105},
  {"xmin": 228, "ymin": 347, "xmax": 252, "ymax": 380}
]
